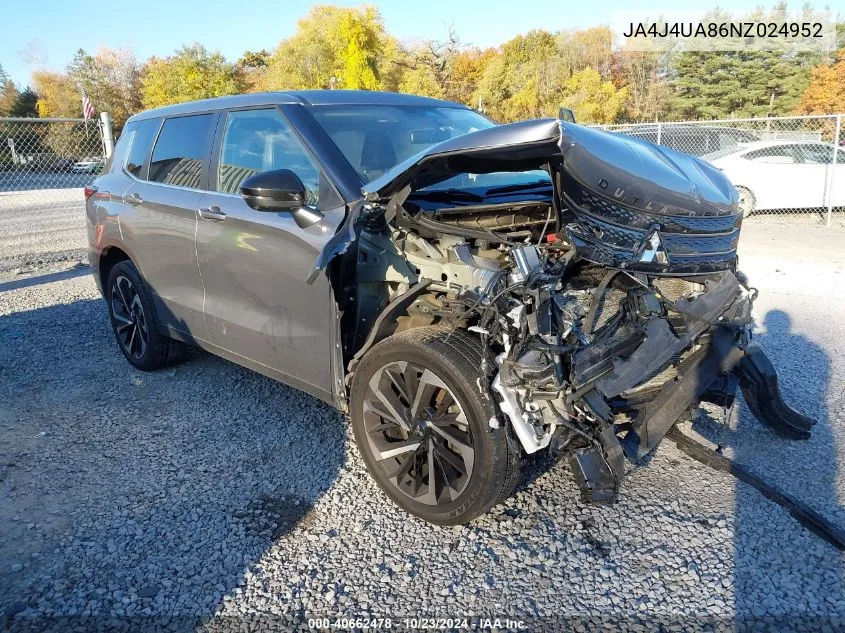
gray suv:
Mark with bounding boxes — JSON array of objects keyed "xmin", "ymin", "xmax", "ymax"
[{"xmin": 88, "ymin": 91, "xmax": 812, "ymax": 525}]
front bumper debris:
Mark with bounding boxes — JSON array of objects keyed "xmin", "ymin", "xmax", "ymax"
[
  {"xmin": 555, "ymin": 271, "xmax": 815, "ymax": 504},
  {"xmin": 345, "ymin": 116, "xmax": 814, "ymax": 511}
]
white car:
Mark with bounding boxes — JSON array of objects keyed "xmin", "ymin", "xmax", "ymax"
[
  {"xmin": 70, "ymin": 158, "xmax": 103, "ymax": 174},
  {"xmin": 704, "ymin": 140, "xmax": 845, "ymax": 216}
]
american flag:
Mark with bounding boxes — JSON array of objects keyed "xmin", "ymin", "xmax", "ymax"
[{"xmin": 81, "ymin": 89, "xmax": 95, "ymax": 120}]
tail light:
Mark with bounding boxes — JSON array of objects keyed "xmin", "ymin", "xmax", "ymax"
[{"xmin": 84, "ymin": 185, "xmax": 98, "ymax": 200}]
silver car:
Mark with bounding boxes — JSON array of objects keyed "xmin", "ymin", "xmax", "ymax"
[{"xmin": 87, "ymin": 91, "xmax": 813, "ymax": 525}]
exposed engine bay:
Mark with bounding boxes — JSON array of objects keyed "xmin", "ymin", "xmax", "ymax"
[{"xmin": 324, "ymin": 118, "xmax": 815, "ymax": 504}]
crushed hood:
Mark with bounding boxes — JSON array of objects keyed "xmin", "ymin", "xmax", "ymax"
[
  {"xmin": 362, "ymin": 118, "xmax": 743, "ymax": 275},
  {"xmin": 363, "ymin": 118, "xmax": 561, "ymax": 201},
  {"xmin": 363, "ymin": 119, "xmax": 738, "ymax": 213}
]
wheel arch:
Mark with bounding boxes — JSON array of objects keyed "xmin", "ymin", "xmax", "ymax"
[
  {"xmin": 343, "ymin": 280, "xmax": 432, "ymax": 384},
  {"xmin": 98, "ymin": 246, "xmax": 132, "ymax": 292}
]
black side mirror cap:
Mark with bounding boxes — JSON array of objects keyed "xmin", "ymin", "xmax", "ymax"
[{"xmin": 241, "ymin": 169, "xmax": 308, "ymax": 211}]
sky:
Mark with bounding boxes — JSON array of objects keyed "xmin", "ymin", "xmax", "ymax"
[{"xmin": 0, "ymin": 0, "xmax": 825, "ymax": 87}]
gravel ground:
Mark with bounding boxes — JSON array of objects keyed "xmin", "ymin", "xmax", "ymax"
[
  {"xmin": 1, "ymin": 222, "xmax": 844, "ymax": 632},
  {"xmin": 0, "ymin": 189, "xmax": 88, "ymax": 273}
]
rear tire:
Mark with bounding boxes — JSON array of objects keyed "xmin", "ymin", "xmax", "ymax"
[
  {"xmin": 736, "ymin": 186, "xmax": 756, "ymax": 217},
  {"xmin": 106, "ymin": 260, "xmax": 185, "ymax": 371},
  {"xmin": 350, "ymin": 326, "xmax": 521, "ymax": 525}
]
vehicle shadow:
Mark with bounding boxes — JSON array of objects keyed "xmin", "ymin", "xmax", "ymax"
[
  {"xmin": 0, "ymin": 265, "xmax": 90, "ymax": 293},
  {"xmin": 691, "ymin": 309, "xmax": 844, "ymax": 627},
  {"xmin": 0, "ymin": 296, "xmax": 346, "ymax": 630}
]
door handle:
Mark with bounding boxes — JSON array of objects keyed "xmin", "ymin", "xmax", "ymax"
[
  {"xmin": 125, "ymin": 192, "xmax": 143, "ymax": 206},
  {"xmin": 198, "ymin": 206, "xmax": 226, "ymax": 222}
]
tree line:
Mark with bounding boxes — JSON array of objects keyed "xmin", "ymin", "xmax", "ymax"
[{"xmin": 1, "ymin": 4, "xmax": 845, "ymax": 132}]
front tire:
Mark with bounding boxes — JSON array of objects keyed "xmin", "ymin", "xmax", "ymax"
[
  {"xmin": 106, "ymin": 260, "xmax": 185, "ymax": 371},
  {"xmin": 350, "ymin": 326, "xmax": 521, "ymax": 525}
]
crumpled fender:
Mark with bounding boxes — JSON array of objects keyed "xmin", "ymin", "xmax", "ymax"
[{"xmin": 307, "ymin": 199, "xmax": 366, "ymax": 284}]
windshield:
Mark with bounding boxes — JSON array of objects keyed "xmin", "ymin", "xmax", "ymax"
[{"xmin": 309, "ymin": 104, "xmax": 550, "ymax": 191}]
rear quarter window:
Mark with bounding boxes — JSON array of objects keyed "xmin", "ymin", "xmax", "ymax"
[
  {"xmin": 101, "ymin": 122, "xmax": 134, "ymax": 174},
  {"xmin": 124, "ymin": 118, "xmax": 161, "ymax": 179}
]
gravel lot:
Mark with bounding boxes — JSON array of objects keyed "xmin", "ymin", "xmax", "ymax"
[
  {"xmin": 0, "ymin": 189, "xmax": 88, "ymax": 273},
  {"xmin": 1, "ymin": 218, "xmax": 844, "ymax": 632}
]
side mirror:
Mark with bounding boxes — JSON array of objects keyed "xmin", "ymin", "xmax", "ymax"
[
  {"xmin": 240, "ymin": 169, "xmax": 324, "ymax": 228},
  {"xmin": 559, "ymin": 107, "xmax": 576, "ymax": 124}
]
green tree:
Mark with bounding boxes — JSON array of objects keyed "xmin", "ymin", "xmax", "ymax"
[
  {"xmin": 669, "ymin": 49, "xmax": 815, "ymax": 119},
  {"xmin": 10, "ymin": 87, "xmax": 38, "ymax": 117},
  {"xmin": 0, "ymin": 64, "xmax": 19, "ymax": 116},
  {"xmin": 667, "ymin": 7, "xmax": 821, "ymax": 119},
  {"xmin": 475, "ymin": 30, "xmax": 566, "ymax": 121},
  {"xmin": 338, "ymin": 10, "xmax": 380, "ymax": 89},
  {"xmin": 264, "ymin": 5, "xmax": 389, "ymax": 90},
  {"xmin": 140, "ymin": 44, "xmax": 243, "ymax": 109}
]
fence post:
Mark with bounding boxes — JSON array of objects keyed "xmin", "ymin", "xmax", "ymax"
[
  {"xmin": 100, "ymin": 112, "xmax": 115, "ymax": 159},
  {"xmin": 828, "ymin": 114, "xmax": 841, "ymax": 228},
  {"xmin": 656, "ymin": 122, "xmax": 662, "ymax": 145}
]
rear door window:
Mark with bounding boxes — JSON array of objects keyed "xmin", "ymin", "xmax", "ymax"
[
  {"xmin": 149, "ymin": 114, "xmax": 215, "ymax": 190},
  {"xmin": 103, "ymin": 121, "xmax": 136, "ymax": 175},
  {"xmin": 124, "ymin": 118, "xmax": 161, "ymax": 179}
]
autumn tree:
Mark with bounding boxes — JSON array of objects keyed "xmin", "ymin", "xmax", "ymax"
[
  {"xmin": 395, "ymin": 26, "xmax": 465, "ymax": 101},
  {"xmin": 559, "ymin": 67, "xmax": 628, "ymax": 124},
  {"xmin": 31, "ymin": 70, "xmax": 80, "ymax": 118},
  {"xmin": 140, "ymin": 44, "xmax": 243, "ymax": 109},
  {"xmin": 613, "ymin": 50, "xmax": 669, "ymax": 122},
  {"xmin": 795, "ymin": 49, "xmax": 845, "ymax": 115},
  {"xmin": 264, "ymin": 5, "xmax": 389, "ymax": 90},
  {"xmin": 397, "ymin": 59, "xmax": 445, "ymax": 100},
  {"xmin": 476, "ymin": 30, "xmax": 566, "ymax": 121},
  {"xmin": 448, "ymin": 48, "xmax": 496, "ymax": 105},
  {"xmin": 557, "ymin": 27, "xmax": 614, "ymax": 80},
  {"xmin": 68, "ymin": 47, "xmax": 143, "ymax": 127},
  {"xmin": 236, "ymin": 49, "xmax": 271, "ymax": 92}
]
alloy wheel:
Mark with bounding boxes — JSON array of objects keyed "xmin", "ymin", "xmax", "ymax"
[
  {"xmin": 110, "ymin": 275, "xmax": 148, "ymax": 360},
  {"xmin": 361, "ymin": 361, "xmax": 475, "ymax": 506}
]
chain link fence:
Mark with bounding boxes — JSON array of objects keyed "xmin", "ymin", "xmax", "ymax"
[
  {"xmin": 1, "ymin": 112, "xmax": 843, "ymax": 275},
  {"xmin": 596, "ymin": 114, "xmax": 844, "ymax": 226},
  {"xmin": 0, "ymin": 116, "xmax": 110, "ymax": 273}
]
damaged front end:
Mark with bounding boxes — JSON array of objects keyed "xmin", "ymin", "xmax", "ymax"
[{"xmin": 330, "ymin": 118, "xmax": 815, "ymax": 505}]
